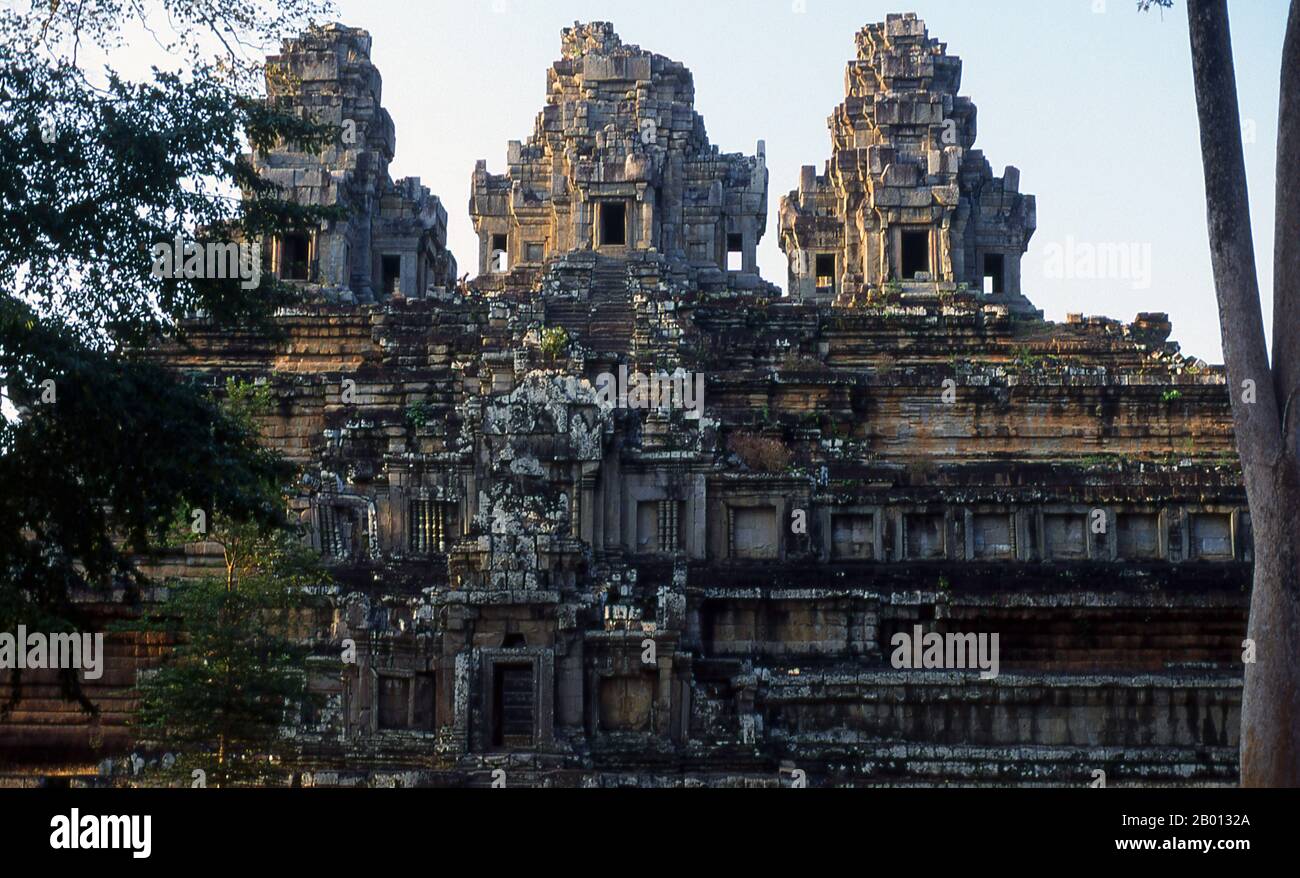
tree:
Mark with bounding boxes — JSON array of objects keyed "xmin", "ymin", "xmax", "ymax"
[
  {"xmin": 1141, "ymin": 0, "xmax": 1300, "ymax": 786},
  {"xmin": 0, "ymin": 0, "xmax": 337, "ymax": 713},
  {"xmin": 128, "ymin": 379, "xmax": 328, "ymax": 788}
]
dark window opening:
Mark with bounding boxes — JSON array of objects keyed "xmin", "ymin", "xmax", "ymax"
[
  {"xmin": 901, "ymin": 230, "xmax": 930, "ymax": 280},
  {"xmin": 490, "ymin": 234, "xmax": 508, "ymax": 272},
  {"xmin": 381, "ymin": 255, "xmax": 401, "ymax": 296},
  {"xmin": 815, "ymin": 253, "xmax": 836, "ymax": 293},
  {"xmin": 982, "ymin": 253, "xmax": 1005, "ymax": 294},
  {"xmin": 492, "ymin": 665, "xmax": 535, "ymax": 748},
  {"xmin": 280, "ymin": 233, "xmax": 310, "ymax": 281},
  {"xmin": 501, "ymin": 633, "xmax": 526, "ymax": 648},
  {"xmin": 600, "ymin": 202, "xmax": 626, "ymax": 247},
  {"xmin": 727, "ymin": 233, "xmax": 743, "ymax": 271}
]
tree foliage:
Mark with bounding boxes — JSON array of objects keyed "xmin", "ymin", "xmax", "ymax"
[
  {"xmin": 0, "ymin": 0, "xmax": 336, "ymax": 710},
  {"xmin": 124, "ymin": 378, "xmax": 329, "ymax": 788}
]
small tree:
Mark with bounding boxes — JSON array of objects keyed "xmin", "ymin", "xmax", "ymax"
[{"xmin": 129, "ymin": 380, "xmax": 328, "ymax": 787}]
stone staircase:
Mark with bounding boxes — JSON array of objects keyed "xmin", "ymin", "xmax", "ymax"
[{"xmin": 543, "ymin": 256, "xmax": 635, "ymax": 355}]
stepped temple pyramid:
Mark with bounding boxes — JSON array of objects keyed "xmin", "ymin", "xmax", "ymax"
[{"xmin": 2, "ymin": 15, "xmax": 1248, "ymax": 787}]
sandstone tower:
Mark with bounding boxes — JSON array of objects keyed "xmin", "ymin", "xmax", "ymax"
[
  {"xmin": 257, "ymin": 24, "xmax": 457, "ymax": 303},
  {"xmin": 780, "ymin": 13, "xmax": 1036, "ymax": 312},
  {"xmin": 470, "ymin": 21, "xmax": 768, "ymax": 283}
]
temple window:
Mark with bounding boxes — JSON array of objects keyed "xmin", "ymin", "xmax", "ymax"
[
  {"xmin": 278, "ymin": 232, "xmax": 311, "ymax": 281},
  {"xmin": 1190, "ymin": 512, "xmax": 1233, "ymax": 560},
  {"xmin": 376, "ymin": 672, "xmax": 435, "ymax": 731},
  {"xmin": 1043, "ymin": 513, "xmax": 1087, "ymax": 560},
  {"xmin": 972, "ymin": 512, "xmax": 1015, "ymax": 560},
  {"xmin": 901, "ymin": 229, "xmax": 930, "ymax": 279},
  {"xmin": 410, "ymin": 499, "xmax": 456, "ymax": 554},
  {"xmin": 1117, "ymin": 513, "xmax": 1162, "ymax": 560},
  {"xmin": 637, "ymin": 500, "xmax": 683, "ymax": 554},
  {"xmin": 727, "ymin": 233, "xmax": 743, "ymax": 271},
  {"xmin": 729, "ymin": 506, "xmax": 778, "ymax": 559},
  {"xmin": 599, "ymin": 202, "xmax": 626, "ymax": 246},
  {"xmin": 982, "ymin": 253, "xmax": 1005, "ymax": 294},
  {"xmin": 492, "ymin": 665, "xmax": 535, "ymax": 748},
  {"xmin": 815, "ymin": 253, "xmax": 836, "ymax": 294}
]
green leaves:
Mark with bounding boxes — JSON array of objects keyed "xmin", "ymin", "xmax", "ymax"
[
  {"xmin": 0, "ymin": 0, "xmax": 332, "ymax": 711},
  {"xmin": 131, "ymin": 567, "xmax": 321, "ymax": 787}
]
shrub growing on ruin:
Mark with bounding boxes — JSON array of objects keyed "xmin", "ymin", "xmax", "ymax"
[{"xmin": 727, "ymin": 432, "xmax": 793, "ymax": 472}]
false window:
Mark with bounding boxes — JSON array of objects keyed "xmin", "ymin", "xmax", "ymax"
[
  {"xmin": 729, "ymin": 506, "xmax": 778, "ymax": 560},
  {"xmin": 1117, "ymin": 513, "xmax": 1162, "ymax": 560},
  {"xmin": 1191, "ymin": 513, "xmax": 1233, "ymax": 560},
  {"xmin": 832, "ymin": 513, "xmax": 875, "ymax": 560},
  {"xmin": 1043, "ymin": 513, "xmax": 1087, "ymax": 560},
  {"xmin": 905, "ymin": 513, "xmax": 946, "ymax": 559},
  {"xmin": 972, "ymin": 512, "xmax": 1015, "ymax": 560}
]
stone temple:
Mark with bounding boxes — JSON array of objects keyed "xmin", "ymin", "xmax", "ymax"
[{"xmin": 1, "ymin": 15, "xmax": 1248, "ymax": 787}]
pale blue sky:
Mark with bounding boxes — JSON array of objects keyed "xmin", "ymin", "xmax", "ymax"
[{"xmin": 319, "ymin": 0, "xmax": 1283, "ymax": 364}]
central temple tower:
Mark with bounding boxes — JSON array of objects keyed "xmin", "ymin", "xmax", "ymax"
[{"xmin": 469, "ymin": 22, "xmax": 769, "ymax": 282}]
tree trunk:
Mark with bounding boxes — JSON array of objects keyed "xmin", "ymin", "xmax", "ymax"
[{"xmin": 1187, "ymin": 0, "xmax": 1300, "ymax": 787}]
